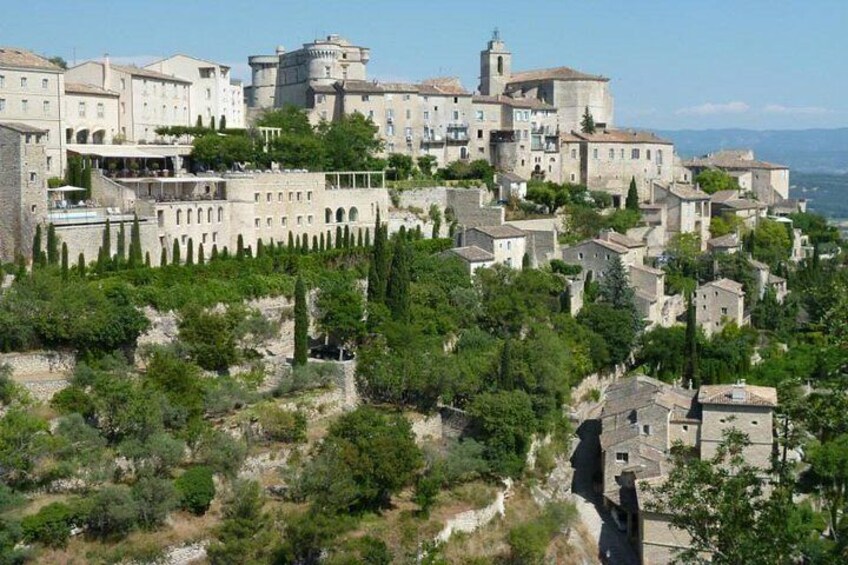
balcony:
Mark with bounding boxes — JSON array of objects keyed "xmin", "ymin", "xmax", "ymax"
[{"xmin": 490, "ymin": 130, "xmax": 517, "ymax": 143}]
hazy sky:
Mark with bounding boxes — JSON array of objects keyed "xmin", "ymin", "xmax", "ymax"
[{"xmin": 3, "ymin": 0, "xmax": 845, "ymax": 130}]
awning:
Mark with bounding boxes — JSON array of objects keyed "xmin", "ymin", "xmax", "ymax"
[
  {"xmin": 116, "ymin": 177, "xmax": 225, "ymax": 184},
  {"xmin": 48, "ymin": 185, "xmax": 88, "ymax": 192},
  {"xmin": 67, "ymin": 144, "xmax": 162, "ymax": 159}
]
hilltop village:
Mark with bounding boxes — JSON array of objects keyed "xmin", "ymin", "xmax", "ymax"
[{"xmin": 0, "ymin": 32, "xmax": 846, "ymax": 565}]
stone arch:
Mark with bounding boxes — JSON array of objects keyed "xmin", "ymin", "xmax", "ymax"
[
  {"xmin": 207, "ymin": 207, "xmax": 213, "ymax": 223},
  {"xmin": 349, "ymin": 206, "xmax": 359, "ymax": 223},
  {"xmin": 176, "ymin": 209, "xmax": 183, "ymax": 225},
  {"xmin": 186, "ymin": 208, "xmax": 193, "ymax": 225},
  {"xmin": 197, "ymin": 207, "xmax": 203, "ymax": 224},
  {"xmin": 336, "ymin": 207, "xmax": 345, "ymax": 223}
]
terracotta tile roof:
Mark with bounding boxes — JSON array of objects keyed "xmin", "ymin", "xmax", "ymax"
[
  {"xmin": 420, "ymin": 77, "xmax": 469, "ymax": 95},
  {"xmin": 592, "ymin": 238, "xmax": 630, "ymax": 254},
  {"xmin": 710, "ymin": 189, "xmax": 740, "ymax": 203},
  {"xmin": 470, "ymin": 224, "xmax": 526, "ymax": 239},
  {"xmin": 310, "ymin": 84, "xmax": 337, "ymax": 94},
  {"xmin": 630, "ymin": 263, "xmax": 664, "ymax": 276},
  {"xmin": 698, "ymin": 383, "xmax": 777, "ymax": 407},
  {"xmin": 700, "ymin": 278, "xmax": 744, "ymax": 296},
  {"xmin": 720, "ymin": 198, "xmax": 766, "ymax": 211},
  {"xmin": 78, "ymin": 61, "xmax": 191, "ymax": 83},
  {"xmin": 568, "ymin": 129, "xmax": 673, "ymax": 145},
  {"xmin": 658, "ymin": 182, "xmax": 710, "ymax": 201},
  {"xmin": 508, "ymin": 66, "xmax": 608, "ymax": 83},
  {"xmin": 471, "ymin": 94, "xmax": 554, "ymax": 110},
  {"xmin": 337, "ymin": 79, "xmax": 384, "ymax": 93},
  {"xmin": 449, "ymin": 246, "xmax": 494, "ymax": 263},
  {"xmin": 0, "ymin": 47, "xmax": 61, "ymax": 71},
  {"xmin": 498, "ymin": 171, "xmax": 526, "ymax": 183},
  {"xmin": 0, "ymin": 122, "xmax": 49, "ymax": 134},
  {"xmin": 684, "ymin": 154, "xmax": 788, "ymax": 171},
  {"xmin": 600, "ymin": 230, "xmax": 645, "ymax": 248},
  {"xmin": 65, "ymin": 82, "xmax": 119, "ymax": 96}
]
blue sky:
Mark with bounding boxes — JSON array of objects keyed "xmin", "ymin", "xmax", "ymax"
[{"xmin": 3, "ymin": 0, "xmax": 845, "ymax": 130}]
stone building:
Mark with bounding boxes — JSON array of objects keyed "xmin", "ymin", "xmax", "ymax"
[
  {"xmin": 651, "ymin": 182, "xmax": 711, "ymax": 247},
  {"xmin": 459, "ymin": 224, "xmax": 527, "ymax": 269},
  {"xmin": 560, "ymin": 129, "xmax": 674, "ymax": 205},
  {"xmin": 447, "ymin": 245, "xmax": 495, "ymax": 275},
  {"xmin": 599, "ymin": 376, "xmax": 778, "ymax": 564},
  {"xmin": 710, "ymin": 189, "xmax": 767, "ymax": 229},
  {"xmin": 695, "ymin": 278, "xmax": 747, "ymax": 336},
  {"xmin": 684, "ymin": 149, "xmax": 790, "ymax": 206},
  {"xmin": 0, "ymin": 122, "xmax": 49, "ymax": 263},
  {"xmin": 66, "ymin": 58, "xmax": 192, "ymax": 143},
  {"xmin": 0, "ymin": 47, "xmax": 66, "ymax": 177},
  {"xmin": 63, "ymin": 82, "xmax": 120, "ymax": 145},
  {"xmin": 145, "ymin": 54, "xmax": 245, "ymax": 128}
]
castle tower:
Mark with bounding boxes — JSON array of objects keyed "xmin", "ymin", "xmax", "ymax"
[{"xmin": 479, "ymin": 29, "xmax": 511, "ymax": 96}]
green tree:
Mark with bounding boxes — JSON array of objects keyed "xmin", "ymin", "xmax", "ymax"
[
  {"xmin": 367, "ymin": 209, "xmax": 388, "ymax": 303},
  {"xmin": 417, "ymin": 155, "xmax": 437, "ymax": 177},
  {"xmin": 695, "ymin": 168, "xmax": 739, "ymax": 194},
  {"xmin": 752, "ymin": 218, "xmax": 792, "ymax": 267},
  {"xmin": 116, "ymin": 221, "xmax": 126, "ymax": 265},
  {"xmin": 0, "ymin": 408, "xmax": 50, "ymax": 486},
  {"xmin": 31, "ymin": 224, "xmax": 43, "ymax": 267},
  {"xmin": 207, "ymin": 480, "xmax": 274, "ymax": 565},
  {"xmin": 85, "ymin": 485, "xmax": 139, "ymax": 539},
  {"xmin": 175, "ymin": 466, "xmax": 215, "ymax": 515},
  {"xmin": 580, "ymin": 106, "xmax": 596, "ymax": 134},
  {"xmin": 683, "ymin": 291, "xmax": 700, "ymax": 388},
  {"xmin": 46, "ymin": 223, "xmax": 59, "ymax": 265},
  {"xmin": 186, "ymin": 237, "xmax": 194, "ymax": 266},
  {"xmin": 316, "ymin": 277, "xmax": 365, "ymax": 352},
  {"xmin": 128, "ymin": 214, "xmax": 143, "ymax": 268},
  {"xmin": 387, "ymin": 153, "xmax": 414, "ymax": 180},
  {"xmin": 319, "ymin": 112, "xmax": 384, "ymax": 171},
  {"xmin": 160, "ymin": 247, "xmax": 167, "ymax": 267},
  {"xmin": 60, "ymin": 242, "xmax": 68, "ymax": 280},
  {"xmin": 469, "ymin": 390, "xmax": 537, "ymax": 477},
  {"xmin": 77, "ymin": 252, "xmax": 85, "ymax": 277},
  {"xmin": 294, "ymin": 276, "xmax": 309, "ymax": 366},
  {"xmin": 132, "ymin": 476, "xmax": 178, "ymax": 530},
  {"xmin": 577, "ymin": 303, "xmax": 636, "ymax": 366},
  {"xmin": 385, "ymin": 236, "xmax": 412, "ymax": 319},
  {"xmin": 806, "ymin": 434, "xmax": 848, "ymax": 550},
  {"xmin": 219, "ymin": 114, "xmax": 226, "ymax": 131},
  {"xmin": 626, "ymin": 176, "xmax": 639, "ymax": 210},
  {"xmin": 172, "ymin": 238, "xmax": 180, "ymax": 264}
]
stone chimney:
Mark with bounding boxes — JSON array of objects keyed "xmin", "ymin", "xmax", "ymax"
[{"xmin": 103, "ymin": 53, "xmax": 111, "ymax": 89}]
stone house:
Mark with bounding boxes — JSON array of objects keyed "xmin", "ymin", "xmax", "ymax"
[
  {"xmin": 748, "ymin": 258, "xmax": 788, "ymax": 303},
  {"xmin": 504, "ymin": 217, "xmax": 559, "ymax": 267},
  {"xmin": 706, "ymin": 232, "xmax": 741, "ymax": 254},
  {"xmin": 447, "ymin": 246, "xmax": 495, "ymax": 275},
  {"xmin": 651, "ymin": 182, "xmax": 711, "ymax": 248},
  {"xmin": 64, "ymin": 82, "xmax": 120, "ymax": 145},
  {"xmin": 561, "ymin": 232, "xmax": 645, "ymax": 280},
  {"xmin": 710, "ymin": 189, "xmax": 767, "ymax": 229},
  {"xmin": 495, "ymin": 171, "xmax": 527, "ymax": 201},
  {"xmin": 695, "ymin": 278, "xmax": 747, "ymax": 336},
  {"xmin": 684, "ymin": 149, "xmax": 789, "ymax": 206},
  {"xmin": 460, "ymin": 224, "xmax": 527, "ymax": 269}
]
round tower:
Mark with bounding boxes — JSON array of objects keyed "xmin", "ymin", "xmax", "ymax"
[
  {"xmin": 479, "ymin": 29, "xmax": 511, "ymax": 96},
  {"xmin": 248, "ymin": 54, "xmax": 279, "ymax": 108}
]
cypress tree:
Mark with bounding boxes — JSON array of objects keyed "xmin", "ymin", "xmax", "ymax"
[
  {"xmin": 209, "ymin": 115, "xmax": 215, "ymax": 130},
  {"xmin": 683, "ymin": 291, "xmax": 700, "ymax": 389},
  {"xmin": 116, "ymin": 221, "xmax": 126, "ymax": 266},
  {"xmin": 626, "ymin": 176, "xmax": 639, "ymax": 210},
  {"xmin": 432, "ymin": 217, "xmax": 441, "ymax": 239},
  {"xmin": 522, "ymin": 253, "xmax": 531, "ymax": 269},
  {"xmin": 102, "ymin": 218, "xmax": 112, "ymax": 265},
  {"xmin": 326, "ymin": 230, "xmax": 333, "ymax": 248},
  {"xmin": 145, "ymin": 251, "xmax": 151, "ymax": 268},
  {"xmin": 294, "ymin": 276, "xmax": 308, "ymax": 366},
  {"xmin": 198, "ymin": 244, "xmax": 205, "ymax": 265},
  {"xmin": 287, "ymin": 231, "xmax": 294, "ymax": 251},
  {"xmin": 60, "ymin": 243, "xmax": 69, "ymax": 280},
  {"xmin": 414, "ymin": 224, "xmax": 422, "ymax": 240},
  {"xmin": 77, "ymin": 252, "xmax": 85, "ymax": 277},
  {"xmin": 499, "ymin": 338, "xmax": 514, "ymax": 390},
  {"xmin": 129, "ymin": 215, "xmax": 143, "ymax": 268},
  {"xmin": 46, "ymin": 223, "xmax": 59, "ymax": 265},
  {"xmin": 172, "ymin": 239, "xmax": 180, "ymax": 264},
  {"xmin": 219, "ymin": 115, "xmax": 226, "ymax": 131},
  {"xmin": 96, "ymin": 246, "xmax": 105, "ymax": 273},
  {"xmin": 160, "ymin": 247, "xmax": 168, "ymax": 267},
  {"xmin": 237, "ymin": 234, "xmax": 245, "ymax": 260},
  {"xmin": 186, "ymin": 238, "xmax": 194, "ymax": 265},
  {"xmin": 32, "ymin": 224, "xmax": 43, "ymax": 267},
  {"xmin": 365, "ymin": 228, "xmax": 371, "ymax": 248},
  {"xmin": 196, "ymin": 114, "xmax": 203, "ymax": 128},
  {"xmin": 386, "ymin": 236, "xmax": 411, "ymax": 319},
  {"xmin": 301, "ymin": 233, "xmax": 309, "ymax": 253},
  {"xmin": 560, "ymin": 284, "xmax": 572, "ymax": 314},
  {"xmin": 312, "ymin": 235, "xmax": 318, "ymax": 251},
  {"xmin": 335, "ymin": 226, "xmax": 343, "ymax": 249},
  {"xmin": 15, "ymin": 256, "xmax": 26, "ymax": 280},
  {"xmin": 256, "ymin": 238, "xmax": 264, "ymax": 258},
  {"xmin": 211, "ymin": 245, "xmax": 219, "ymax": 261},
  {"xmin": 357, "ymin": 228, "xmax": 363, "ymax": 248},
  {"xmin": 81, "ymin": 163, "xmax": 92, "ymax": 199},
  {"xmin": 343, "ymin": 225, "xmax": 350, "ymax": 248},
  {"xmin": 319, "ymin": 232, "xmax": 325, "ymax": 251}
]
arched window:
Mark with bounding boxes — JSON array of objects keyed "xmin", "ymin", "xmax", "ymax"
[
  {"xmin": 176, "ymin": 209, "xmax": 182, "ymax": 225},
  {"xmin": 336, "ymin": 207, "xmax": 345, "ymax": 223},
  {"xmin": 218, "ymin": 207, "xmax": 224, "ymax": 222},
  {"xmin": 325, "ymin": 208, "xmax": 333, "ymax": 224},
  {"xmin": 197, "ymin": 208, "xmax": 203, "ymax": 224},
  {"xmin": 497, "ymin": 56, "xmax": 503, "ymax": 76},
  {"xmin": 207, "ymin": 208, "xmax": 213, "ymax": 223},
  {"xmin": 349, "ymin": 207, "xmax": 359, "ymax": 222},
  {"xmin": 186, "ymin": 209, "xmax": 193, "ymax": 225}
]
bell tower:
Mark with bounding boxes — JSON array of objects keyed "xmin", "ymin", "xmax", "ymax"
[{"xmin": 479, "ymin": 28, "xmax": 511, "ymax": 96}]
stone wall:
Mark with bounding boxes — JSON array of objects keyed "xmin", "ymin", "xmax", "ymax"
[
  {"xmin": 447, "ymin": 188, "xmax": 503, "ymax": 228},
  {"xmin": 0, "ymin": 350, "xmax": 75, "ymax": 378},
  {"xmin": 411, "ymin": 412, "xmax": 443, "ymax": 443},
  {"xmin": 435, "ymin": 478, "xmax": 513, "ymax": 544},
  {"xmin": 55, "ymin": 218, "xmax": 159, "ymax": 270}
]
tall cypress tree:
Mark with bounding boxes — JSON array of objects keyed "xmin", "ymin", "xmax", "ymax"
[
  {"xmin": 319, "ymin": 232, "xmax": 325, "ymax": 251},
  {"xmin": 385, "ymin": 236, "xmax": 411, "ymax": 320},
  {"xmin": 237, "ymin": 234, "xmax": 245, "ymax": 260},
  {"xmin": 60, "ymin": 242, "xmax": 69, "ymax": 280},
  {"xmin": 186, "ymin": 238, "xmax": 194, "ymax": 266},
  {"xmin": 287, "ymin": 231, "xmax": 294, "ymax": 252},
  {"xmin": 211, "ymin": 245, "xmax": 219, "ymax": 261},
  {"xmin": 301, "ymin": 233, "xmax": 309, "ymax": 253},
  {"xmin": 128, "ymin": 214, "xmax": 143, "ymax": 268},
  {"xmin": 365, "ymin": 227, "xmax": 371, "ymax": 248},
  {"xmin": 335, "ymin": 226, "xmax": 343, "ymax": 249},
  {"xmin": 256, "ymin": 238, "xmax": 264, "ymax": 258},
  {"xmin": 198, "ymin": 244, "xmax": 205, "ymax": 265},
  {"xmin": 160, "ymin": 247, "xmax": 168, "ymax": 267},
  {"xmin": 102, "ymin": 218, "xmax": 112, "ymax": 265},
  {"xmin": 683, "ymin": 291, "xmax": 700, "ymax": 389},
  {"xmin": 172, "ymin": 239, "xmax": 180, "ymax": 264},
  {"xmin": 343, "ymin": 225, "xmax": 350, "ymax": 248},
  {"xmin": 626, "ymin": 177, "xmax": 639, "ymax": 211},
  {"xmin": 32, "ymin": 224, "xmax": 45, "ymax": 267},
  {"xmin": 77, "ymin": 252, "xmax": 85, "ymax": 277},
  {"xmin": 145, "ymin": 251, "xmax": 151, "ymax": 268},
  {"xmin": 81, "ymin": 163, "xmax": 92, "ymax": 200},
  {"xmin": 294, "ymin": 276, "xmax": 308, "ymax": 366},
  {"xmin": 367, "ymin": 210, "xmax": 386, "ymax": 303},
  {"xmin": 357, "ymin": 228, "xmax": 363, "ymax": 248},
  {"xmin": 46, "ymin": 224, "xmax": 59, "ymax": 265},
  {"xmin": 116, "ymin": 221, "xmax": 126, "ymax": 266}
]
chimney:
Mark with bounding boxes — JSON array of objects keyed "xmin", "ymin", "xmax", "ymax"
[{"xmin": 103, "ymin": 53, "xmax": 111, "ymax": 89}]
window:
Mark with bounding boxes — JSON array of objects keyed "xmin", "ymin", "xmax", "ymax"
[
  {"xmin": 646, "ymin": 149, "xmax": 652, "ymax": 161},
  {"xmin": 609, "ymin": 148, "xmax": 615, "ymax": 160},
  {"xmin": 121, "ymin": 102, "xmax": 126, "ymax": 114},
  {"xmin": 405, "ymin": 109, "xmax": 411, "ymax": 120},
  {"xmin": 21, "ymin": 99, "xmax": 28, "ymax": 112},
  {"xmin": 368, "ymin": 110, "xmax": 374, "ymax": 120},
  {"xmin": 176, "ymin": 210, "xmax": 182, "ymax": 225},
  {"xmin": 288, "ymin": 192, "xmax": 293, "ymax": 202},
  {"xmin": 42, "ymin": 100, "xmax": 49, "ymax": 115},
  {"xmin": 187, "ymin": 209, "xmax": 193, "ymax": 225},
  {"xmin": 77, "ymin": 101, "xmax": 86, "ymax": 117},
  {"xmin": 615, "ymin": 452, "xmax": 629, "ymax": 463},
  {"xmin": 266, "ymin": 192, "xmax": 271, "ymax": 202},
  {"xmin": 307, "ymin": 215, "xmax": 313, "ymax": 225},
  {"xmin": 316, "ymin": 94, "xmax": 325, "ymax": 103},
  {"xmin": 20, "ymin": 77, "xmax": 27, "ymax": 88},
  {"xmin": 254, "ymin": 218, "xmax": 260, "ymax": 228},
  {"xmin": 97, "ymin": 102, "xmax": 104, "ymax": 118},
  {"xmin": 621, "ymin": 149, "xmax": 625, "ymax": 159},
  {"xmin": 266, "ymin": 217, "xmax": 272, "ymax": 227},
  {"xmin": 0, "ymin": 75, "xmax": 4, "ymax": 87},
  {"xmin": 324, "ymin": 66, "xmax": 331, "ymax": 78},
  {"xmin": 631, "ymin": 148, "xmax": 640, "ymax": 160},
  {"xmin": 297, "ymin": 191, "xmax": 302, "ymax": 202},
  {"xmin": 476, "ymin": 110, "xmax": 484, "ymax": 120},
  {"xmin": 254, "ymin": 192, "xmax": 260, "ymax": 202},
  {"xmin": 120, "ymin": 78, "xmax": 126, "ymax": 90},
  {"xmin": 213, "ymin": 232, "xmax": 218, "ymax": 243},
  {"xmin": 682, "ymin": 425, "xmax": 689, "ymax": 431},
  {"xmin": 477, "ymin": 129, "xmax": 483, "ymax": 139},
  {"xmin": 41, "ymin": 78, "xmax": 48, "ymax": 89},
  {"xmin": 361, "ymin": 94, "xmax": 370, "ymax": 102},
  {"xmin": 386, "ymin": 124, "xmax": 394, "ymax": 136},
  {"xmin": 29, "ymin": 172, "xmax": 36, "ymax": 182},
  {"xmin": 721, "ymin": 307, "xmax": 728, "ymax": 316},
  {"xmin": 657, "ymin": 149, "xmax": 664, "ymax": 165},
  {"xmin": 452, "ymin": 110, "xmax": 460, "ymax": 121},
  {"xmin": 403, "ymin": 94, "xmax": 410, "ymax": 101},
  {"xmin": 277, "ymin": 192, "xmax": 283, "ymax": 202},
  {"xmin": 593, "ymin": 148, "xmax": 599, "ymax": 160},
  {"xmin": 571, "ymin": 148, "xmax": 577, "ymax": 159},
  {"xmin": 281, "ymin": 216, "xmax": 287, "ymax": 227},
  {"xmin": 0, "ymin": 99, "xmax": 4, "ymax": 112},
  {"xmin": 751, "ymin": 420, "xmax": 759, "ymax": 426},
  {"xmin": 307, "ymin": 191, "xmax": 312, "ymax": 201},
  {"xmin": 423, "ymin": 110, "xmax": 430, "ymax": 121},
  {"xmin": 218, "ymin": 207, "xmax": 224, "ymax": 222},
  {"xmin": 642, "ymin": 425, "xmax": 651, "ymax": 435},
  {"xmin": 297, "ymin": 215, "xmax": 303, "ymax": 226}
]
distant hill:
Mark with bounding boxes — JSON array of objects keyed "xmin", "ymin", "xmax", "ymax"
[{"xmin": 649, "ymin": 128, "xmax": 848, "ymax": 173}]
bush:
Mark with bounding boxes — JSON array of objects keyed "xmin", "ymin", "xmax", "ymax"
[
  {"xmin": 85, "ymin": 485, "xmax": 139, "ymax": 539},
  {"xmin": 273, "ymin": 363, "xmax": 340, "ymax": 396},
  {"xmin": 132, "ymin": 476, "xmax": 178, "ymax": 530},
  {"xmin": 508, "ymin": 502, "xmax": 575, "ymax": 564},
  {"xmin": 255, "ymin": 404, "xmax": 307, "ymax": 443},
  {"xmin": 49, "ymin": 385, "xmax": 95, "ymax": 419},
  {"xmin": 194, "ymin": 429, "xmax": 247, "ymax": 478},
  {"xmin": 175, "ymin": 466, "xmax": 215, "ymax": 515},
  {"xmin": 21, "ymin": 502, "xmax": 82, "ymax": 548}
]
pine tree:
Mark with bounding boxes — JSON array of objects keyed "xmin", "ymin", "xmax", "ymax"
[
  {"xmin": 237, "ymin": 234, "xmax": 245, "ymax": 260},
  {"xmin": 116, "ymin": 221, "xmax": 126, "ymax": 266},
  {"xmin": 32, "ymin": 224, "xmax": 43, "ymax": 267},
  {"xmin": 160, "ymin": 247, "xmax": 168, "ymax": 267},
  {"xmin": 77, "ymin": 252, "xmax": 86, "ymax": 277},
  {"xmin": 293, "ymin": 276, "xmax": 308, "ymax": 366},
  {"xmin": 683, "ymin": 291, "xmax": 700, "ymax": 389},
  {"xmin": 60, "ymin": 242, "xmax": 69, "ymax": 280},
  {"xmin": 626, "ymin": 177, "xmax": 639, "ymax": 211},
  {"xmin": 172, "ymin": 239, "xmax": 180, "ymax": 264},
  {"xmin": 599, "ymin": 256, "xmax": 640, "ymax": 329},
  {"xmin": 198, "ymin": 244, "xmax": 205, "ymax": 265},
  {"xmin": 186, "ymin": 238, "xmax": 194, "ymax": 265},
  {"xmin": 46, "ymin": 223, "xmax": 59, "ymax": 265},
  {"xmin": 386, "ymin": 236, "xmax": 411, "ymax": 319},
  {"xmin": 580, "ymin": 106, "xmax": 596, "ymax": 134}
]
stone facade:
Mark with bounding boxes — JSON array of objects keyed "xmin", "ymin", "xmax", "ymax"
[
  {"xmin": 460, "ymin": 224, "xmax": 527, "ymax": 269},
  {"xmin": 695, "ymin": 278, "xmax": 747, "ymax": 336},
  {"xmin": 684, "ymin": 149, "xmax": 790, "ymax": 206},
  {"xmin": 64, "ymin": 82, "xmax": 120, "ymax": 145},
  {"xmin": 651, "ymin": 182, "xmax": 711, "ymax": 247}
]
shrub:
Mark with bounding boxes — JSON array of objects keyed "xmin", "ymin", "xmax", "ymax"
[
  {"xmin": 49, "ymin": 385, "xmax": 95, "ymax": 418},
  {"xmin": 21, "ymin": 502, "xmax": 82, "ymax": 548},
  {"xmin": 175, "ymin": 466, "xmax": 215, "ymax": 515},
  {"xmin": 85, "ymin": 485, "xmax": 139, "ymax": 539},
  {"xmin": 255, "ymin": 404, "xmax": 307, "ymax": 443},
  {"xmin": 273, "ymin": 362, "xmax": 340, "ymax": 397},
  {"xmin": 132, "ymin": 476, "xmax": 178, "ymax": 530},
  {"xmin": 194, "ymin": 429, "xmax": 247, "ymax": 479},
  {"xmin": 508, "ymin": 502, "xmax": 576, "ymax": 564}
]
